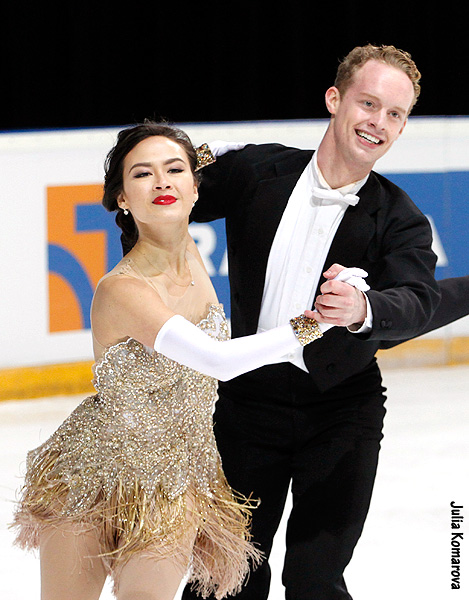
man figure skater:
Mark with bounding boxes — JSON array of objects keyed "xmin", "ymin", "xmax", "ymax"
[{"xmin": 179, "ymin": 44, "xmax": 469, "ymax": 599}]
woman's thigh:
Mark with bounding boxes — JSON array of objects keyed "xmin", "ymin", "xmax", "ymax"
[
  {"xmin": 39, "ymin": 524, "xmax": 107, "ymax": 600},
  {"xmin": 115, "ymin": 553, "xmax": 187, "ymax": 600}
]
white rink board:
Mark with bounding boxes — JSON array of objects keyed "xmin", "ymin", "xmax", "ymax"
[{"xmin": 1, "ymin": 117, "xmax": 468, "ymax": 369}]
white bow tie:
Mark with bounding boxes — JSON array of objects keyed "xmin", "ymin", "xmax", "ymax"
[{"xmin": 311, "ymin": 186, "xmax": 360, "ymax": 207}]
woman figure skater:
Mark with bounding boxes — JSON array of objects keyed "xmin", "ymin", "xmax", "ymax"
[{"xmin": 12, "ymin": 121, "xmax": 367, "ymax": 600}]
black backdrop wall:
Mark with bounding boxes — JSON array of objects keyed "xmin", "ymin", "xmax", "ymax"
[{"xmin": 2, "ymin": 2, "xmax": 467, "ymax": 131}]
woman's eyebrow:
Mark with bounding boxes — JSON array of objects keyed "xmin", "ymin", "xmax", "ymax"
[{"xmin": 128, "ymin": 158, "xmax": 186, "ymax": 173}]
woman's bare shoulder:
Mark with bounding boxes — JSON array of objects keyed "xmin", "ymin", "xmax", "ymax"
[{"xmin": 93, "ymin": 271, "xmax": 165, "ymax": 315}]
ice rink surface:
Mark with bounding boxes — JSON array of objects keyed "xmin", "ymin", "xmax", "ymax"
[{"xmin": 1, "ymin": 365, "xmax": 467, "ymax": 599}]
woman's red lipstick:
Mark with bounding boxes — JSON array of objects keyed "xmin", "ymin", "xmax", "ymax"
[{"xmin": 153, "ymin": 195, "xmax": 177, "ymax": 205}]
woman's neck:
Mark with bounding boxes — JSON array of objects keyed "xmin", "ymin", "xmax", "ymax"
[{"xmin": 133, "ymin": 236, "xmax": 188, "ymax": 273}]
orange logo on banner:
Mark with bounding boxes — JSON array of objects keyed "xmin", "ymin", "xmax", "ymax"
[{"xmin": 48, "ymin": 184, "xmax": 112, "ymax": 333}]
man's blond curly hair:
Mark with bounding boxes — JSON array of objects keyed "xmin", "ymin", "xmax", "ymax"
[{"xmin": 334, "ymin": 44, "xmax": 421, "ymax": 114}]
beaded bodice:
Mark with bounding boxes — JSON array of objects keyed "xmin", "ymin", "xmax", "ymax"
[{"xmin": 25, "ymin": 304, "xmax": 230, "ymax": 514}]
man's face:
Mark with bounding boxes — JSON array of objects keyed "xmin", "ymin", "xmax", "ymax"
[{"xmin": 325, "ymin": 60, "xmax": 415, "ymax": 173}]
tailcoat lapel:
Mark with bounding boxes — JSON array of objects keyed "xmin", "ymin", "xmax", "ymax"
[{"xmin": 240, "ymin": 151, "xmax": 313, "ymax": 333}]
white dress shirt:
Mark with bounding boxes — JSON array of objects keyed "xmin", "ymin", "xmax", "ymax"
[{"xmin": 257, "ymin": 152, "xmax": 370, "ymax": 371}]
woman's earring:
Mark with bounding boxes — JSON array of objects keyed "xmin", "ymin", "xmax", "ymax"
[{"xmin": 123, "ymin": 208, "xmax": 129, "ymax": 215}]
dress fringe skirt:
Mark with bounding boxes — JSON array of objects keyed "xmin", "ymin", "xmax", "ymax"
[{"xmin": 12, "ymin": 446, "xmax": 262, "ymax": 599}]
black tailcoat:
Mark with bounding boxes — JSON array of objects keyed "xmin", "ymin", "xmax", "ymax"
[{"xmin": 191, "ymin": 143, "xmax": 442, "ymax": 391}]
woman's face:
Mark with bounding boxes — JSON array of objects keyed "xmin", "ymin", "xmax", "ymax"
[{"xmin": 118, "ymin": 135, "xmax": 198, "ymax": 229}]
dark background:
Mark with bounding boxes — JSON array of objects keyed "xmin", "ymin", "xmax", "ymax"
[{"xmin": 2, "ymin": 3, "xmax": 467, "ymax": 131}]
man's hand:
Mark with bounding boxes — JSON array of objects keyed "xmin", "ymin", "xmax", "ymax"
[{"xmin": 304, "ymin": 264, "xmax": 368, "ymax": 328}]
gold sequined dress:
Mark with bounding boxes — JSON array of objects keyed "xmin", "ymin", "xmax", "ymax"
[{"xmin": 12, "ymin": 255, "xmax": 261, "ymax": 599}]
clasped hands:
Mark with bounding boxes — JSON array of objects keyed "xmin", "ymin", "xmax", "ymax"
[{"xmin": 304, "ymin": 264, "xmax": 368, "ymax": 330}]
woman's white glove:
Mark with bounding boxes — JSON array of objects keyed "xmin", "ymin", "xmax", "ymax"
[
  {"xmin": 155, "ymin": 317, "xmax": 308, "ymax": 381},
  {"xmin": 207, "ymin": 140, "xmax": 246, "ymax": 157},
  {"xmin": 154, "ymin": 267, "xmax": 369, "ymax": 381}
]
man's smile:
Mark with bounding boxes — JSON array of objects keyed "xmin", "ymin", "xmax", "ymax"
[{"xmin": 356, "ymin": 130, "xmax": 383, "ymax": 145}]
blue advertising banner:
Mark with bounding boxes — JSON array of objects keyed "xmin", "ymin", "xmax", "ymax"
[{"xmin": 47, "ymin": 170, "xmax": 468, "ymax": 331}]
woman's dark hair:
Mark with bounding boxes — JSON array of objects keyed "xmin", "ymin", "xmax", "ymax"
[{"xmin": 102, "ymin": 120, "xmax": 200, "ymax": 254}]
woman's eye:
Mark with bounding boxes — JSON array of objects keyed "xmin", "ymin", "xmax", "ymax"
[{"xmin": 134, "ymin": 171, "xmax": 151, "ymax": 178}]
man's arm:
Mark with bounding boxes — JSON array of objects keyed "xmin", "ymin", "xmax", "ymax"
[
  {"xmin": 379, "ymin": 276, "xmax": 469, "ymax": 349},
  {"xmin": 191, "ymin": 142, "xmax": 298, "ymax": 224},
  {"xmin": 191, "ymin": 144, "xmax": 260, "ymax": 224},
  {"xmin": 310, "ymin": 176, "xmax": 441, "ymax": 341},
  {"xmin": 311, "ymin": 273, "xmax": 469, "ymax": 348}
]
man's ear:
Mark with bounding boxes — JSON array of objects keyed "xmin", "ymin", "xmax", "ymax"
[
  {"xmin": 398, "ymin": 118, "xmax": 408, "ymax": 137},
  {"xmin": 325, "ymin": 86, "xmax": 341, "ymax": 116}
]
